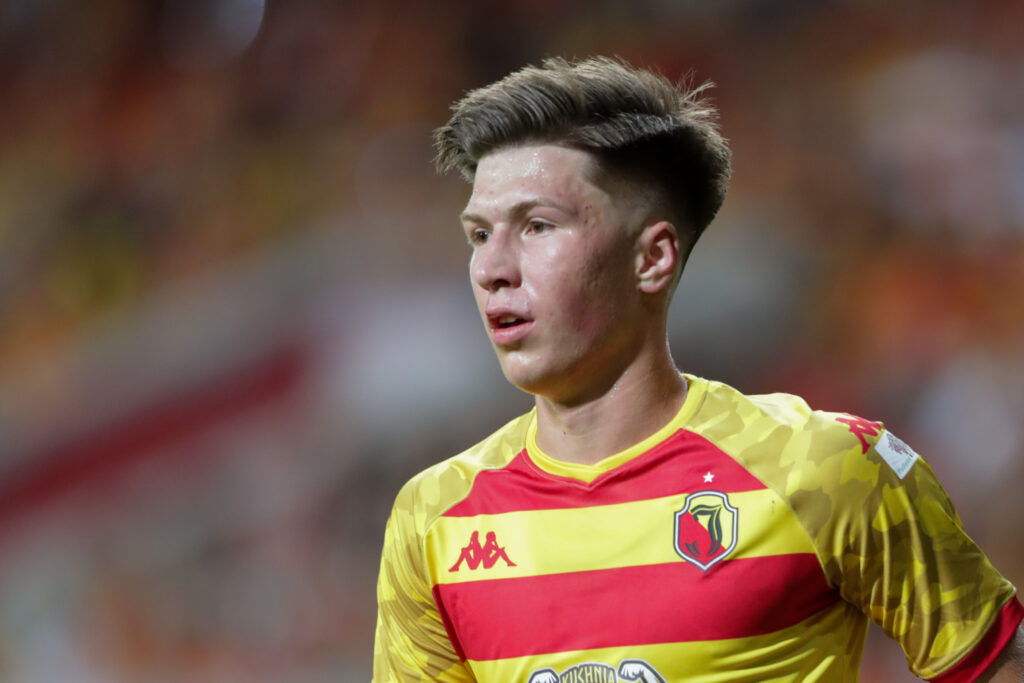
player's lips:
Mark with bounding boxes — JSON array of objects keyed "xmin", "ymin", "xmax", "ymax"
[{"xmin": 486, "ymin": 310, "xmax": 534, "ymax": 345}]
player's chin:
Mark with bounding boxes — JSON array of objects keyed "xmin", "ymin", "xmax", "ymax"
[
  {"xmin": 497, "ymin": 357, "xmax": 549, "ymax": 394},
  {"xmin": 500, "ymin": 359, "xmax": 579, "ymax": 400}
]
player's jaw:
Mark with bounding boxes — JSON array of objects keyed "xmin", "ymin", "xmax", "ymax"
[{"xmin": 481, "ymin": 298, "xmax": 631, "ymax": 403}]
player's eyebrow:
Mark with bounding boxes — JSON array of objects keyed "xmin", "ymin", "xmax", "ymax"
[{"xmin": 460, "ymin": 198, "xmax": 576, "ymax": 226}]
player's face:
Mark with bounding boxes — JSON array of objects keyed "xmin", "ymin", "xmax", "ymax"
[{"xmin": 461, "ymin": 144, "xmax": 644, "ymax": 404}]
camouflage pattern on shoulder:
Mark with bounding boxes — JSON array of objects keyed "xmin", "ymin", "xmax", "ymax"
[{"xmin": 687, "ymin": 379, "xmax": 1015, "ymax": 679}]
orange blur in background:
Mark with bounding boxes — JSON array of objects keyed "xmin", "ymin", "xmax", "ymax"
[{"xmin": 0, "ymin": 1, "xmax": 1022, "ymax": 680}]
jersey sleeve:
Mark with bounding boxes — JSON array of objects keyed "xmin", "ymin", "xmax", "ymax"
[
  {"xmin": 815, "ymin": 419, "xmax": 1021, "ymax": 680},
  {"xmin": 373, "ymin": 485, "xmax": 473, "ymax": 682}
]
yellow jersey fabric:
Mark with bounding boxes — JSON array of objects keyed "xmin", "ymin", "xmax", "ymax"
[{"xmin": 374, "ymin": 375, "xmax": 1020, "ymax": 682}]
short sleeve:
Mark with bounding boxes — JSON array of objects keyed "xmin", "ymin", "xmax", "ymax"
[
  {"xmin": 373, "ymin": 490, "xmax": 473, "ymax": 682},
  {"xmin": 820, "ymin": 424, "xmax": 1019, "ymax": 680}
]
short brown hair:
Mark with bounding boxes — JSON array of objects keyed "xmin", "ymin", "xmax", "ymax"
[{"xmin": 434, "ymin": 56, "xmax": 732, "ymax": 241}]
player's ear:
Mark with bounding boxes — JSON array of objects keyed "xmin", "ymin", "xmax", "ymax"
[{"xmin": 635, "ymin": 220, "xmax": 680, "ymax": 294}]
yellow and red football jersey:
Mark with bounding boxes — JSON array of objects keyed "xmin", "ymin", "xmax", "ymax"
[{"xmin": 373, "ymin": 375, "xmax": 1021, "ymax": 682}]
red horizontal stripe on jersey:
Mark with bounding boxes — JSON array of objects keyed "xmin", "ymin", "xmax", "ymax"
[
  {"xmin": 444, "ymin": 430, "xmax": 766, "ymax": 517},
  {"xmin": 434, "ymin": 553, "xmax": 838, "ymax": 661}
]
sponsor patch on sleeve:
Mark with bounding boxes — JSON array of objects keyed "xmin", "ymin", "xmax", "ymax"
[{"xmin": 875, "ymin": 430, "xmax": 919, "ymax": 479}]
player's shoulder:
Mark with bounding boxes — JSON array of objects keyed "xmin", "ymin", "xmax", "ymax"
[
  {"xmin": 391, "ymin": 410, "xmax": 534, "ymax": 530},
  {"xmin": 697, "ymin": 377, "xmax": 890, "ymax": 465},
  {"xmin": 694, "ymin": 377, "xmax": 925, "ymax": 516}
]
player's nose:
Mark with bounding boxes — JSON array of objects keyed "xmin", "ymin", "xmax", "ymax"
[{"xmin": 471, "ymin": 234, "xmax": 521, "ymax": 292}]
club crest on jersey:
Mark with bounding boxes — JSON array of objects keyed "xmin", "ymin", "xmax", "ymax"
[
  {"xmin": 674, "ymin": 490, "xmax": 738, "ymax": 572},
  {"xmin": 527, "ymin": 659, "xmax": 665, "ymax": 683}
]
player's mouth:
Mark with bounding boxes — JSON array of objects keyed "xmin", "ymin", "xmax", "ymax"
[{"xmin": 487, "ymin": 313, "xmax": 533, "ymax": 345}]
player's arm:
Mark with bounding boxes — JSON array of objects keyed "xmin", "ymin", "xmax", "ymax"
[
  {"xmin": 976, "ymin": 626, "xmax": 1024, "ymax": 682},
  {"xmin": 819, "ymin": 420, "xmax": 1022, "ymax": 681},
  {"xmin": 373, "ymin": 499, "xmax": 473, "ymax": 682}
]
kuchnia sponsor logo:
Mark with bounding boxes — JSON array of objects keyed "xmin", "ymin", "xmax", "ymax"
[{"xmin": 527, "ymin": 658, "xmax": 665, "ymax": 683}]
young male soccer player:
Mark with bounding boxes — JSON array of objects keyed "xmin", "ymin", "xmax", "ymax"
[{"xmin": 373, "ymin": 57, "xmax": 1023, "ymax": 681}]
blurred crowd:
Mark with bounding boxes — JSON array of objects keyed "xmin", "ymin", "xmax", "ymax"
[{"xmin": 0, "ymin": 0, "xmax": 1021, "ymax": 680}]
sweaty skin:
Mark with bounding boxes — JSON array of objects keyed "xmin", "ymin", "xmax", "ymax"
[{"xmin": 461, "ymin": 144, "xmax": 687, "ymax": 465}]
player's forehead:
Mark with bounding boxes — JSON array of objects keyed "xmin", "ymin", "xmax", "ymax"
[{"xmin": 462, "ymin": 144, "xmax": 606, "ymax": 221}]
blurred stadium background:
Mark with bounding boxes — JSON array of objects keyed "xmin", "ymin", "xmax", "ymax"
[{"xmin": 0, "ymin": 0, "xmax": 1022, "ymax": 680}]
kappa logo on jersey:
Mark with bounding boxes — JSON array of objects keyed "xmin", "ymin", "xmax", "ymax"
[
  {"xmin": 836, "ymin": 414, "xmax": 883, "ymax": 454},
  {"xmin": 449, "ymin": 531, "xmax": 516, "ymax": 572},
  {"xmin": 527, "ymin": 659, "xmax": 665, "ymax": 683},
  {"xmin": 674, "ymin": 490, "xmax": 738, "ymax": 572}
]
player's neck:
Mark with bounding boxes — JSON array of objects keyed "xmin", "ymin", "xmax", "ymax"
[{"xmin": 533, "ymin": 355, "xmax": 688, "ymax": 467}]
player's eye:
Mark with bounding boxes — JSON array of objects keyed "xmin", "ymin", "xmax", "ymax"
[
  {"xmin": 466, "ymin": 228, "xmax": 490, "ymax": 246},
  {"xmin": 526, "ymin": 220, "xmax": 552, "ymax": 234}
]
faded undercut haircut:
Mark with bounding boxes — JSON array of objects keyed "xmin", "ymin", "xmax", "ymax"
[{"xmin": 434, "ymin": 56, "xmax": 732, "ymax": 244}]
